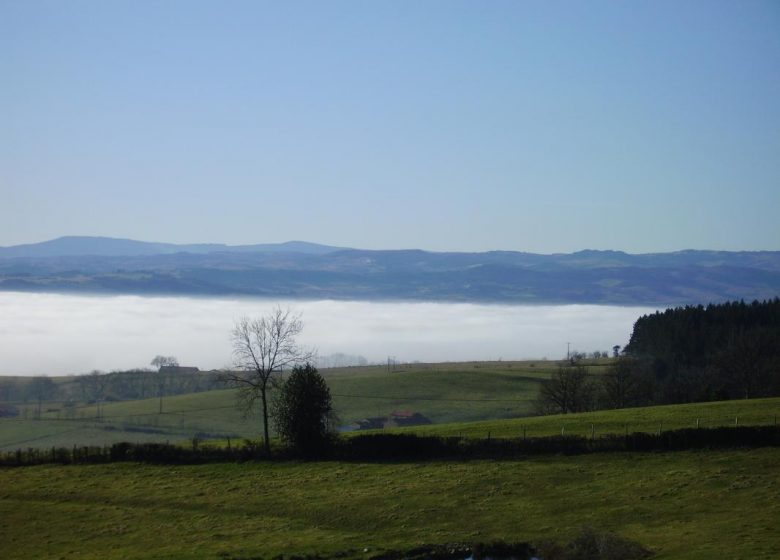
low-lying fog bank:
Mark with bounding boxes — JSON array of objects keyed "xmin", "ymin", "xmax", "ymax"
[{"xmin": 0, "ymin": 292, "xmax": 656, "ymax": 376}]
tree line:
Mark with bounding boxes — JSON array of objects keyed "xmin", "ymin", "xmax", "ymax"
[
  {"xmin": 0, "ymin": 366, "xmax": 222, "ymax": 412},
  {"xmin": 538, "ymin": 298, "xmax": 780, "ymax": 414}
]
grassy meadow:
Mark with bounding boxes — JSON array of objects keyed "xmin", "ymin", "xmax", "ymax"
[
  {"xmin": 325, "ymin": 360, "xmax": 562, "ymax": 424},
  {"xmin": 3, "ymin": 362, "xmax": 780, "ymax": 559},
  {"xmin": 2, "ymin": 361, "xmax": 778, "ymax": 452},
  {"xmin": 1, "ymin": 448, "xmax": 778, "ymax": 559},
  {"xmin": 0, "ymin": 361, "xmax": 566, "ymax": 451},
  {"xmin": 388, "ymin": 397, "xmax": 780, "ymax": 439}
]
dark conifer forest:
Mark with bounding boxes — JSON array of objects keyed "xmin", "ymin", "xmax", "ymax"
[{"xmin": 619, "ymin": 299, "xmax": 780, "ymax": 405}]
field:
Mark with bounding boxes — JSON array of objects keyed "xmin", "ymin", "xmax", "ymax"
[
  {"xmin": 389, "ymin": 397, "xmax": 780, "ymax": 439},
  {"xmin": 325, "ymin": 360, "xmax": 562, "ymax": 424},
  {"xmin": 1, "ymin": 448, "xmax": 778, "ymax": 559},
  {"xmin": 0, "ymin": 361, "xmax": 568, "ymax": 451},
  {"xmin": 3, "ymin": 364, "xmax": 780, "ymax": 559},
  {"xmin": 2, "ymin": 362, "xmax": 778, "ymax": 453}
]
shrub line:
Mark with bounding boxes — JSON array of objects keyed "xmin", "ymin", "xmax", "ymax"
[{"xmin": 2, "ymin": 425, "xmax": 779, "ymax": 467}]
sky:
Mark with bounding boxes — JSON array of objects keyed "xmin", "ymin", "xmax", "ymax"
[{"xmin": 2, "ymin": 0, "xmax": 779, "ymax": 253}]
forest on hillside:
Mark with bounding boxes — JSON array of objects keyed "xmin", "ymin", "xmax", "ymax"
[
  {"xmin": 619, "ymin": 298, "xmax": 780, "ymax": 404},
  {"xmin": 537, "ymin": 299, "xmax": 780, "ymax": 415}
]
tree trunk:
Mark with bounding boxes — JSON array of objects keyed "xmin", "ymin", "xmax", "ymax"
[{"xmin": 261, "ymin": 387, "xmax": 270, "ymax": 455}]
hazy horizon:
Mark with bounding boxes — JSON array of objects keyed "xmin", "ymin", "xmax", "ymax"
[
  {"xmin": 0, "ymin": 292, "xmax": 654, "ymax": 376},
  {"xmin": 5, "ymin": 234, "xmax": 780, "ymax": 254}
]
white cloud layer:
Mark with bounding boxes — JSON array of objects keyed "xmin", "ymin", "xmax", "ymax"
[{"xmin": 0, "ymin": 292, "xmax": 657, "ymax": 376}]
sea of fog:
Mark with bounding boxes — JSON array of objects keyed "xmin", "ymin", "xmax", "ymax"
[{"xmin": 0, "ymin": 292, "xmax": 658, "ymax": 376}]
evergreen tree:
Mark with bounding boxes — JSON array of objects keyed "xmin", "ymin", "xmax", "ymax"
[{"xmin": 271, "ymin": 363, "xmax": 335, "ymax": 455}]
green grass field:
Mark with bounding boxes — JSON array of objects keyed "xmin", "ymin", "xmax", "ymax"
[
  {"xmin": 3, "ymin": 364, "xmax": 779, "ymax": 559},
  {"xmin": 0, "ymin": 361, "xmax": 561, "ymax": 451},
  {"xmin": 326, "ymin": 360, "xmax": 559, "ymax": 424},
  {"xmin": 388, "ymin": 397, "xmax": 780, "ymax": 439},
  {"xmin": 2, "ymin": 361, "xmax": 778, "ymax": 453},
  {"xmin": 0, "ymin": 389, "xmax": 252, "ymax": 452},
  {"xmin": 2, "ymin": 448, "xmax": 778, "ymax": 559}
]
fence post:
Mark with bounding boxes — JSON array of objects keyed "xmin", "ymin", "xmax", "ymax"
[
  {"xmin": 591, "ymin": 423, "xmax": 595, "ymax": 440},
  {"xmin": 696, "ymin": 418, "xmax": 699, "ymax": 429},
  {"xmin": 658, "ymin": 422, "xmax": 662, "ymax": 436},
  {"xmin": 561, "ymin": 425, "xmax": 565, "ymax": 436},
  {"xmin": 735, "ymin": 416, "xmax": 738, "ymax": 426}
]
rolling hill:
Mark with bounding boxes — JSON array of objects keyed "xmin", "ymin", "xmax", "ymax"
[{"xmin": 1, "ymin": 236, "xmax": 778, "ymax": 304}]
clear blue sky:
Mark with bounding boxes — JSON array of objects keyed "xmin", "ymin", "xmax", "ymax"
[{"xmin": 2, "ymin": 0, "xmax": 779, "ymax": 253}]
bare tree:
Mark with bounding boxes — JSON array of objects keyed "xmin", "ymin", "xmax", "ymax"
[
  {"xmin": 537, "ymin": 365, "xmax": 595, "ymax": 414},
  {"xmin": 28, "ymin": 376, "xmax": 57, "ymax": 419},
  {"xmin": 151, "ymin": 355, "xmax": 179, "ymax": 369},
  {"xmin": 0, "ymin": 379, "xmax": 16, "ymax": 402},
  {"xmin": 151, "ymin": 356, "xmax": 178, "ymax": 413},
  {"xmin": 221, "ymin": 307, "xmax": 313, "ymax": 454},
  {"xmin": 77, "ymin": 370, "xmax": 107, "ymax": 402},
  {"xmin": 601, "ymin": 357, "xmax": 651, "ymax": 409}
]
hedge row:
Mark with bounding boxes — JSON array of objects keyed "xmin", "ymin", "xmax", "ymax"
[
  {"xmin": 2, "ymin": 425, "xmax": 779, "ymax": 467},
  {"xmin": 334, "ymin": 426, "xmax": 780, "ymax": 460}
]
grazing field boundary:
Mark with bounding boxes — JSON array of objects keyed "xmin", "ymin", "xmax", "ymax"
[
  {"xmin": 2, "ymin": 425, "xmax": 779, "ymax": 466},
  {"xmin": 386, "ymin": 396, "xmax": 780, "ymax": 439}
]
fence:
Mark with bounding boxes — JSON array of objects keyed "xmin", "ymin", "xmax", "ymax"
[
  {"xmin": 431, "ymin": 411, "xmax": 780, "ymax": 441},
  {"xmin": 2, "ymin": 425, "xmax": 779, "ymax": 467}
]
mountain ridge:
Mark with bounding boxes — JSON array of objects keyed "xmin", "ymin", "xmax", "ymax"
[
  {"xmin": 1, "ymin": 237, "xmax": 778, "ymax": 305},
  {"xmin": 0, "ymin": 236, "xmax": 344, "ymax": 258},
  {"xmin": 4, "ymin": 235, "xmax": 779, "ymax": 260}
]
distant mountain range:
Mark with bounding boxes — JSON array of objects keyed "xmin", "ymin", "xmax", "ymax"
[
  {"xmin": 0, "ymin": 236, "xmax": 342, "ymax": 258},
  {"xmin": 1, "ymin": 236, "xmax": 778, "ymax": 305}
]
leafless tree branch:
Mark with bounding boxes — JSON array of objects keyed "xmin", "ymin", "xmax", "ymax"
[{"xmin": 220, "ymin": 306, "xmax": 313, "ymax": 454}]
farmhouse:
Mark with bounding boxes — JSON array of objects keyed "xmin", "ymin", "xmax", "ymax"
[
  {"xmin": 388, "ymin": 410, "xmax": 432, "ymax": 427},
  {"xmin": 350, "ymin": 411, "xmax": 433, "ymax": 430},
  {"xmin": 159, "ymin": 365, "xmax": 200, "ymax": 374}
]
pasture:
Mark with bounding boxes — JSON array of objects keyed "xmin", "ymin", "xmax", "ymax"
[
  {"xmin": 389, "ymin": 397, "xmax": 780, "ymax": 439},
  {"xmin": 3, "ymin": 364, "xmax": 779, "ymax": 559},
  {"xmin": 1, "ymin": 448, "xmax": 778, "ymax": 559},
  {"xmin": 0, "ymin": 361, "xmax": 561, "ymax": 451},
  {"xmin": 2, "ymin": 362, "xmax": 778, "ymax": 453}
]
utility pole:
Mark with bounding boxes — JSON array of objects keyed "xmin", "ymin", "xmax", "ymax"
[
  {"xmin": 158, "ymin": 373, "xmax": 164, "ymax": 414},
  {"xmin": 566, "ymin": 342, "xmax": 570, "ymax": 361}
]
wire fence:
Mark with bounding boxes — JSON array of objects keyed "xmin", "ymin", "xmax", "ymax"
[
  {"xmin": 2, "ymin": 395, "xmax": 779, "ymax": 450},
  {"xmin": 3, "ymin": 424, "xmax": 780, "ymax": 467}
]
